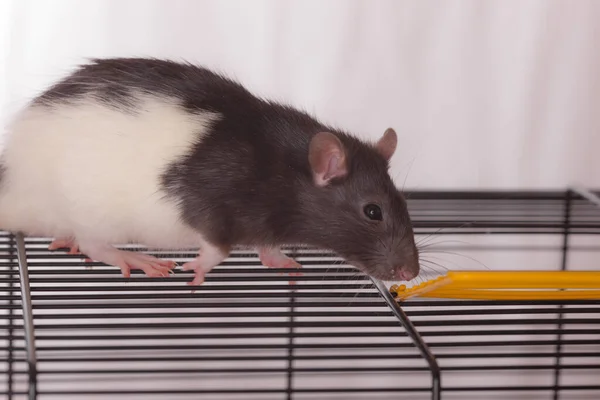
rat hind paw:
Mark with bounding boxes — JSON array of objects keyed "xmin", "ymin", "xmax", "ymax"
[
  {"xmin": 114, "ymin": 251, "xmax": 177, "ymax": 278},
  {"xmin": 78, "ymin": 241, "xmax": 176, "ymax": 278}
]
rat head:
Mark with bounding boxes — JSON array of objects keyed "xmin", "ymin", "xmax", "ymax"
[{"xmin": 303, "ymin": 128, "xmax": 419, "ymax": 282}]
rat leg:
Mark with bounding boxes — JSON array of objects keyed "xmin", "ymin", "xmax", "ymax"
[
  {"xmin": 259, "ymin": 247, "xmax": 302, "ymax": 274},
  {"xmin": 182, "ymin": 242, "xmax": 229, "ymax": 286},
  {"xmin": 77, "ymin": 240, "xmax": 176, "ymax": 278},
  {"xmin": 259, "ymin": 247, "xmax": 302, "ymax": 269},
  {"xmin": 48, "ymin": 237, "xmax": 80, "ymax": 254},
  {"xmin": 259, "ymin": 247, "xmax": 302, "ymax": 284}
]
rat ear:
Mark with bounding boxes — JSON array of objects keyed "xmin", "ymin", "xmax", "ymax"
[
  {"xmin": 376, "ymin": 128, "xmax": 397, "ymax": 161},
  {"xmin": 309, "ymin": 132, "xmax": 348, "ymax": 187}
]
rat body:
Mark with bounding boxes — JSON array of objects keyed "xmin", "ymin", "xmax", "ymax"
[{"xmin": 0, "ymin": 58, "xmax": 419, "ymax": 284}]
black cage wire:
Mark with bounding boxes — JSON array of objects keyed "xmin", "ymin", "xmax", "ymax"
[{"xmin": 1, "ymin": 189, "xmax": 600, "ymax": 400}]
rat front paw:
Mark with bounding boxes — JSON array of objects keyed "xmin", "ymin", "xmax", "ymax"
[
  {"xmin": 259, "ymin": 247, "xmax": 302, "ymax": 270},
  {"xmin": 48, "ymin": 237, "xmax": 80, "ymax": 254},
  {"xmin": 181, "ymin": 244, "xmax": 228, "ymax": 286}
]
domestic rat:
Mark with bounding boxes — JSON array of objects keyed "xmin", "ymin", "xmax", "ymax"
[{"xmin": 0, "ymin": 58, "xmax": 420, "ymax": 285}]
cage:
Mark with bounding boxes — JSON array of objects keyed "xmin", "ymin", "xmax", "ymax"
[{"xmin": 1, "ymin": 189, "xmax": 599, "ymax": 400}]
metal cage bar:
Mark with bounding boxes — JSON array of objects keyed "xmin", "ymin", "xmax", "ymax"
[
  {"xmin": 8, "ymin": 190, "xmax": 600, "ymax": 399},
  {"xmin": 7, "ymin": 234, "xmax": 15, "ymax": 400},
  {"xmin": 285, "ymin": 247, "xmax": 299, "ymax": 400},
  {"xmin": 552, "ymin": 190, "xmax": 573, "ymax": 400},
  {"xmin": 16, "ymin": 232, "xmax": 38, "ymax": 400},
  {"xmin": 373, "ymin": 279, "xmax": 441, "ymax": 400},
  {"xmin": 286, "ymin": 289, "xmax": 296, "ymax": 400}
]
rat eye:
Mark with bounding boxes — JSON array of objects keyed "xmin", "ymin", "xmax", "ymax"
[{"xmin": 363, "ymin": 204, "xmax": 383, "ymax": 221}]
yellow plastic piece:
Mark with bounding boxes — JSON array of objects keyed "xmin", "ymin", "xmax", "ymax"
[{"xmin": 391, "ymin": 271, "xmax": 600, "ymax": 301}]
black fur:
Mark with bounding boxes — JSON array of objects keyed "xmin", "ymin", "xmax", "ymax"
[{"xmin": 38, "ymin": 58, "xmax": 418, "ymax": 280}]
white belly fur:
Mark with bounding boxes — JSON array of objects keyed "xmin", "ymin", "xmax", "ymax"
[{"xmin": 0, "ymin": 94, "xmax": 218, "ymax": 249}]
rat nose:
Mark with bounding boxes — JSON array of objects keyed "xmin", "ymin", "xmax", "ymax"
[{"xmin": 396, "ymin": 267, "xmax": 418, "ymax": 281}]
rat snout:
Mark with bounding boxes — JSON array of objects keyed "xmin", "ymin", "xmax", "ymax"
[
  {"xmin": 353, "ymin": 239, "xmax": 420, "ymax": 281},
  {"xmin": 391, "ymin": 246, "xmax": 420, "ymax": 281},
  {"xmin": 394, "ymin": 265, "xmax": 419, "ymax": 281}
]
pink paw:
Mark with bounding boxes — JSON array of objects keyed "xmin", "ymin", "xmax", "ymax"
[
  {"xmin": 49, "ymin": 237, "xmax": 80, "ymax": 254},
  {"xmin": 259, "ymin": 248, "xmax": 303, "ymax": 284},
  {"xmin": 181, "ymin": 246, "xmax": 228, "ymax": 287},
  {"xmin": 182, "ymin": 260, "xmax": 207, "ymax": 286},
  {"xmin": 115, "ymin": 252, "xmax": 177, "ymax": 278}
]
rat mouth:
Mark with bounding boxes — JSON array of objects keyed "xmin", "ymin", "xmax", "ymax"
[
  {"xmin": 343, "ymin": 257, "xmax": 418, "ymax": 282},
  {"xmin": 342, "ymin": 258, "xmax": 390, "ymax": 281}
]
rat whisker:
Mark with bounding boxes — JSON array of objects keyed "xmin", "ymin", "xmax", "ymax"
[
  {"xmin": 419, "ymin": 259, "xmax": 449, "ymax": 275},
  {"xmin": 349, "ymin": 280, "xmax": 372, "ymax": 304},
  {"xmin": 414, "ymin": 274, "xmax": 425, "ymax": 285},
  {"xmin": 424, "ymin": 239, "xmax": 473, "ymax": 247},
  {"xmin": 417, "ymin": 238, "xmax": 473, "ymax": 251},
  {"xmin": 423, "ymin": 250, "xmax": 490, "ymax": 270},
  {"xmin": 401, "ymin": 156, "xmax": 417, "ymax": 194},
  {"xmin": 420, "ymin": 254, "xmax": 462, "ymax": 271},
  {"xmin": 377, "ymin": 237, "xmax": 390, "ymax": 252},
  {"xmin": 416, "ymin": 222, "xmax": 473, "ymax": 248},
  {"xmin": 418, "ymin": 265, "xmax": 441, "ymax": 280},
  {"xmin": 415, "ymin": 228, "xmax": 449, "ymax": 247},
  {"xmin": 420, "ymin": 256, "xmax": 451, "ymax": 271},
  {"xmin": 323, "ymin": 258, "xmax": 347, "ymax": 278}
]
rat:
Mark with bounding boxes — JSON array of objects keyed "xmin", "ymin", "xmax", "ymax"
[{"xmin": 0, "ymin": 58, "xmax": 420, "ymax": 285}]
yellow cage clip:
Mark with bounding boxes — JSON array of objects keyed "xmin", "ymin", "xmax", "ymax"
[{"xmin": 390, "ymin": 271, "xmax": 600, "ymax": 301}]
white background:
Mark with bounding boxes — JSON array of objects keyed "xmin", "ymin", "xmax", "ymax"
[
  {"xmin": 1, "ymin": 1, "xmax": 599, "ymax": 399},
  {"xmin": 1, "ymin": 0, "xmax": 599, "ymax": 190}
]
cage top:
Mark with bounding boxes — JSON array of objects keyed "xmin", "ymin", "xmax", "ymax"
[{"xmin": 403, "ymin": 189, "xmax": 600, "ymax": 235}]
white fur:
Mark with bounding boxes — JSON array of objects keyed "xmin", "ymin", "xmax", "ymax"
[{"xmin": 0, "ymin": 93, "xmax": 219, "ymax": 249}]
